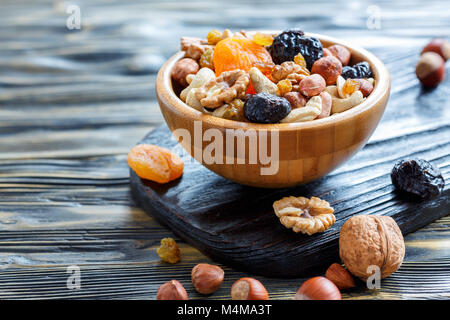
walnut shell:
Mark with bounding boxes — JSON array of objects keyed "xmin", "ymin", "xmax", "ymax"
[{"xmin": 339, "ymin": 215, "xmax": 405, "ymax": 280}]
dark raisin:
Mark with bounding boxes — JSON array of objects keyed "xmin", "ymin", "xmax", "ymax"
[
  {"xmin": 391, "ymin": 159, "xmax": 445, "ymax": 199},
  {"xmin": 244, "ymin": 93, "xmax": 291, "ymax": 123},
  {"xmin": 269, "ymin": 30, "xmax": 323, "ymax": 69},
  {"xmin": 341, "ymin": 61, "xmax": 372, "ymax": 79}
]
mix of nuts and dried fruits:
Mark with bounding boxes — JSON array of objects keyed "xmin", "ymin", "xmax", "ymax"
[
  {"xmin": 126, "ymin": 35, "xmax": 448, "ymax": 301},
  {"xmin": 171, "ymin": 29, "xmax": 375, "ymax": 123}
]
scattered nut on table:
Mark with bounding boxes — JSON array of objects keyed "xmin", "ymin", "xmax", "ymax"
[
  {"xmin": 339, "ymin": 215, "xmax": 405, "ymax": 280},
  {"xmin": 272, "ymin": 196, "xmax": 336, "ymax": 235}
]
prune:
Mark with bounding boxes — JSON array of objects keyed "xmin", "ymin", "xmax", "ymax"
[
  {"xmin": 391, "ymin": 159, "xmax": 445, "ymax": 199},
  {"xmin": 269, "ymin": 30, "xmax": 323, "ymax": 69},
  {"xmin": 341, "ymin": 61, "xmax": 372, "ymax": 79},
  {"xmin": 244, "ymin": 93, "xmax": 291, "ymax": 123}
]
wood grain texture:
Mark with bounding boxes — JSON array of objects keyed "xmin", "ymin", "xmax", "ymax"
[{"xmin": 0, "ymin": 0, "xmax": 449, "ymax": 299}]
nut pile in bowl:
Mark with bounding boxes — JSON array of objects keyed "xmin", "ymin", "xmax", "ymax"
[{"xmin": 171, "ymin": 29, "xmax": 375, "ymax": 123}]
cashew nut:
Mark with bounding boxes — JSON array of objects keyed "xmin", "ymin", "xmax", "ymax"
[
  {"xmin": 331, "ymin": 90, "xmax": 364, "ymax": 114},
  {"xmin": 281, "ymin": 96, "xmax": 322, "ymax": 123},
  {"xmin": 248, "ymin": 67, "xmax": 278, "ymax": 95},
  {"xmin": 180, "ymin": 67, "xmax": 215, "ymax": 102},
  {"xmin": 185, "ymin": 88, "xmax": 203, "ymax": 111}
]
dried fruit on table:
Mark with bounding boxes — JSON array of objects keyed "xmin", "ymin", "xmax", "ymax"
[
  {"xmin": 127, "ymin": 144, "xmax": 184, "ymax": 184},
  {"xmin": 244, "ymin": 93, "xmax": 291, "ymax": 123},
  {"xmin": 195, "ymin": 70, "xmax": 250, "ymax": 108},
  {"xmin": 341, "ymin": 61, "xmax": 372, "ymax": 79},
  {"xmin": 339, "ymin": 215, "xmax": 405, "ymax": 280},
  {"xmin": 391, "ymin": 158, "xmax": 445, "ymax": 199},
  {"xmin": 199, "ymin": 48, "xmax": 214, "ymax": 70},
  {"xmin": 157, "ymin": 238, "xmax": 181, "ymax": 264},
  {"xmin": 213, "ymin": 37, "xmax": 273, "ymax": 76},
  {"xmin": 253, "ymin": 32, "xmax": 274, "ymax": 46},
  {"xmin": 277, "ymin": 79, "xmax": 292, "ymax": 96},
  {"xmin": 273, "ymin": 196, "xmax": 336, "ymax": 235},
  {"xmin": 207, "ymin": 29, "xmax": 223, "ymax": 45},
  {"xmin": 269, "ymin": 30, "xmax": 323, "ymax": 69}
]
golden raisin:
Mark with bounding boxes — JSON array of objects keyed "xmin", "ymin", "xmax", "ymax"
[
  {"xmin": 277, "ymin": 79, "xmax": 292, "ymax": 95},
  {"xmin": 157, "ymin": 238, "xmax": 181, "ymax": 264},
  {"xmin": 199, "ymin": 48, "xmax": 214, "ymax": 70},
  {"xmin": 342, "ymin": 79, "xmax": 360, "ymax": 97},
  {"xmin": 253, "ymin": 32, "xmax": 274, "ymax": 46},
  {"xmin": 294, "ymin": 53, "xmax": 307, "ymax": 69},
  {"xmin": 206, "ymin": 30, "xmax": 223, "ymax": 45}
]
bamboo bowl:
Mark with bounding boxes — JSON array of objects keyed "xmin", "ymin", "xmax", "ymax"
[{"xmin": 156, "ymin": 33, "xmax": 390, "ymax": 188}]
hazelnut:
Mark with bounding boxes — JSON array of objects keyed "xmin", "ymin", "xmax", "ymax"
[
  {"xmin": 327, "ymin": 44, "xmax": 351, "ymax": 66},
  {"xmin": 339, "ymin": 215, "xmax": 405, "ymax": 280},
  {"xmin": 157, "ymin": 280, "xmax": 188, "ymax": 300},
  {"xmin": 325, "ymin": 263, "xmax": 355, "ymax": 290},
  {"xmin": 230, "ymin": 278, "xmax": 268, "ymax": 300},
  {"xmin": 171, "ymin": 58, "xmax": 200, "ymax": 87},
  {"xmin": 311, "ymin": 56, "xmax": 343, "ymax": 85},
  {"xmin": 295, "ymin": 276, "xmax": 341, "ymax": 300},
  {"xmin": 421, "ymin": 38, "xmax": 450, "ymax": 61},
  {"xmin": 299, "ymin": 74, "xmax": 326, "ymax": 97},
  {"xmin": 415, "ymin": 52, "xmax": 445, "ymax": 87},
  {"xmin": 283, "ymin": 91, "xmax": 307, "ymax": 109},
  {"xmin": 322, "ymin": 47, "xmax": 332, "ymax": 57},
  {"xmin": 317, "ymin": 91, "xmax": 332, "ymax": 119},
  {"xmin": 354, "ymin": 78, "xmax": 374, "ymax": 97},
  {"xmin": 191, "ymin": 263, "xmax": 224, "ymax": 295}
]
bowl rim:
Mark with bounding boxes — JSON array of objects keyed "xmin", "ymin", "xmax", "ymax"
[{"xmin": 156, "ymin": 32, "xmax": 390, "ymax": 131}]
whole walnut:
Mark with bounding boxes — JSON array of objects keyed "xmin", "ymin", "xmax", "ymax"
[{"xmin": 339, "ymin": 215, "xmax": 405, "ymax": 280}]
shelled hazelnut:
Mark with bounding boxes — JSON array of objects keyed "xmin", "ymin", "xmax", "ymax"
[
  {"xmin": 295, "ymin": 276, "xmax": 341, "ymax": 300},
  {"xmin": 157, "ymin": 280, "xmax": 189, "ymax": 300},
  {"xmin": 230, "ymin": 278, "xmax": 269, "ymax": 300},
  {"xmin": 191, "ymin": 263, "xmax": 224, "ymax": 295},
  {"xmin": 416, "ymin": 52, "xmax": 445, "ymax": 87}
]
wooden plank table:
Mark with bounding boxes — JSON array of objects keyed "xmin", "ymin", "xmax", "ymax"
[{"xmin": 0, "ymin": 0, "xmax": 449, "ymax": 299}]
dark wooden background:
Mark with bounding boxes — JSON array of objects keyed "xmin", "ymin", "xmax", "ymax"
[{"xmin": 0, "ymin": 0, "xmax": 449, "ymax": 299}]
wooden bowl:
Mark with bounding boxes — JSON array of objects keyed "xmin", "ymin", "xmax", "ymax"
[{"xmin": 156, "ymin": 33, "xmax": 390, "ymax": 188}]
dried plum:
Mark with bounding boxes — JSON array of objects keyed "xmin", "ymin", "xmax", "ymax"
[
  {"xmin": 244, "ymin": 93, "xmax": 291, "ymax": 123},
  {"xmin": 269, "ymin": 30, "xmax": 323, "ymax": 69},
  {"xmin": 391, "ymin": 159, "xmax": 445, "ymax": 199},
  {"xmin": 341, "ymin": 61, "xmax": 372, "ymax": 79}
]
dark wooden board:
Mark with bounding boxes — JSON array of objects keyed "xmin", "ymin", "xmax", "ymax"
[{"xmin": 131, "ymin": 125, "xmax": 450, "ymax": 278}]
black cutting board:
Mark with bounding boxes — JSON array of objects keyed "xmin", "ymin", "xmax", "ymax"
[{"xmin": 130, "ymin": 124, "xmax": 449, "ymax": 278}]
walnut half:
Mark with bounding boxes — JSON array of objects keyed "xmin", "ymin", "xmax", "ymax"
[
  {"xmin": 273, "ymin": 196, "xmax": 336, "ymax": 235},
  {"xmin": 195, "ymin": 70, "xmax": 250, "ymax": 109}
]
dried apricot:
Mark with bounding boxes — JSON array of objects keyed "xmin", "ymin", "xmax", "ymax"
[
  {"xmin": 127, "ymin": 144, "xmax": 183, "ymax": 183},
  {"xmin": 213, "ymin": 37, "xmax": 273, "ymax": 76}
]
